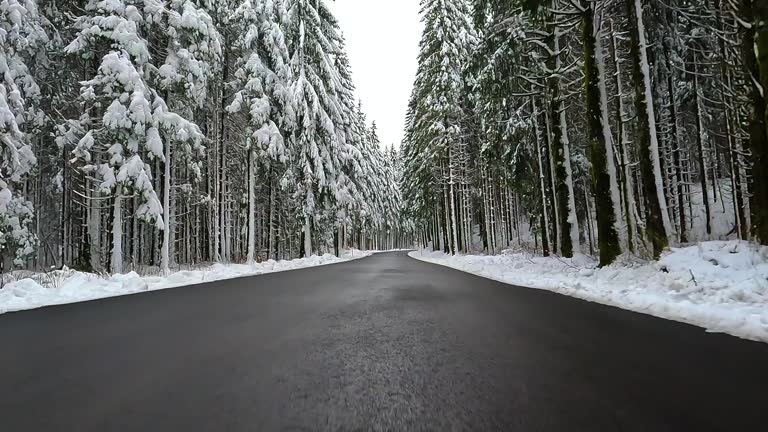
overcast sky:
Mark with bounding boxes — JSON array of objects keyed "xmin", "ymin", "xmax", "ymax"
[{"xmin": 328, "ymin": 0, "xmax": 422, "ymax": 149}]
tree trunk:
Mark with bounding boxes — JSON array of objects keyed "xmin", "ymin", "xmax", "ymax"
[
  {"xmin": 219, "ymin": 36, "xmax": 230, "ymax": 262},
  {"xmin": 533, "ymin": 97, "xmax": 551, "ymax": 257},
  {"xmin": 247, "ymin": 148, "xmax": 256, "ymax": 264},
  {"xmin": 111, "ymin": 192, "xmax": 123, "ymax": 274},
  {"xmin": 544, "ymin": 105, "xmax": 559, "ymax": 254},
  {"xmin": 88, "ymin": 178, "xmax": 102, "ymax": 272},
  {"xmin": 626, "ymin": 0, "xmax": 671, "ymax": 257},
  {"xmin": 549, "ymin": 29, "xmax": 580, "ymax": 257},
  {"xmin": 161, "ymin": 138, "xmax": 172, "ymax": 275},
  {"xmin": 662, "ymin": 32, "xmax": 688, "ymax": 243},
  {"xmin": 692, "ymin": 54, "xmax": 713, "ymax": 237},
  {"xmin": 612, "ymin": 24, "xmax": 640, "ymax": 252},
  {"xmin": 448, "ymin": 149, "xmax": 459, "ymax": 255},
  {"xmin": 749, "ymin": 0, "xmax": 768, "ymax": 243},
  {"xmin": 584, "ymin": 4, "xmax": 622, "ymax": 266},
  {"xmin": 303, "ymin": 214, "xmax": 312, "ymax": 258}
]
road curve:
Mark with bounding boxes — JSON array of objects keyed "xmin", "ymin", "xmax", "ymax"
[{"xmin": 1, "ymin": 251, "xmax": 767, "ymax": 431}]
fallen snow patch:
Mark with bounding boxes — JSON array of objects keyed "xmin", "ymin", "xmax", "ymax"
[
  {"xmin": 410, "ymin": 241, "xmax": 768, "ymax": 343},
  {"xmin": 0, "ymin": 250, "xmax": 372, "ymax": 315}
]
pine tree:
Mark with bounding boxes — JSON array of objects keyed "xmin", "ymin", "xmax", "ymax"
[
  {"xmin": 582, "ymin": 2, "xmax": 622, "ymax": 265},
  {"xmin": 331, "ymin": 37, "xmax": 368, "ymax": 253},
  {"xmin": 626, "ymin": 0, "xmax": 673, "ymax": 257},
  {"xmin": 155, "ymin": 0, "xmax": 222, "ymax": 274},
  {"xmin": 285, "ymin": 0, "xmax": 346, "ymax": 257},
  {"xmin": 2, "ymin": 0, "xmax": 414, "ymax": 274},
  {"xmin": 0, "ymin": 0, "xmax": 46, "ymax": 267},
  {"xmin": 66, "ymin": 0, "xmax": 206, "ymax": 273},
  {"xmin": 750, "ymin": 0, "xmax": 768, "ymax": 243},
  {"xmin": 404, "ymin": 0, "xmax": 476, "ymax": 255},
  {"xmin": 229, "ymin": 0, "xmax": 292, "ymax": 263}
]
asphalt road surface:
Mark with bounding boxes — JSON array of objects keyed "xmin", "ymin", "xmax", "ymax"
[{"xmin": 2, "ymin": 251, "xmax": 767, "ymax": 431}]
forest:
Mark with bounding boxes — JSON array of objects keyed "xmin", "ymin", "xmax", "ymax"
[
  {"xmin": 3, "ymin": 2, "xmax": 768, "ymax": 425},
  {"xmin": 1, "ymin": 0, "xmax": 409, "ymax": 276},
  {"xmin": 402, "ymin": 0, "xmax": 768, "ymax": 266},
  {"xmin": 3, "ymin": 0, "xmax": 768, "ymax": 279}
]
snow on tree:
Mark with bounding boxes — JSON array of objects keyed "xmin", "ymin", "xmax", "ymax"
[
  {"xmin": 65, "ymin": 0, "xmax": 207, "ymax": 273},
  {"xmin": 2, "ymin": 0, "xmax": 414, "ymax": 276},
  {"xmin": 153, "ymin": 0, "xmax": 222, "ymax": 274},
  {"xmin": 8, "ymin": 0, "xmax": 767, "ymax": 277},
  {"xmin": 0, "ymin": 0, "xmax": 46, "ymax": 267},
  {"xmin": 229, "ymin": 0, "xmax": 292, "ymax": 263},
  {"xmin": 750, "ymin": 0, "xmax": 768, "ymax": 244},
  {"xmin": 285, "ymin": 0, "xmax": 348, "ymax": 257},
  {"xmin": 583, "ymin": 1, "xmax": 623, "ymax": 265},
  {"xmin": 625, "ymin": 0, "xmax": 673, "ymax": 257},
  {"xmin": 402, "ymin": 0, "xmax": 476, "ymax": 255}
]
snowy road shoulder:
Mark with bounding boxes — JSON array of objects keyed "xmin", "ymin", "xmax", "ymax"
[
  {"xmin": 0, "ymin": 250, "xmax": 373, "ymax": 315},
  {"xmin": 410, "ymin": 242, "xmax": 768, "ymax": 343}
]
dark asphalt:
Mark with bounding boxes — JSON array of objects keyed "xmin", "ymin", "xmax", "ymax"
[{"xmin": 1, "ymin": 251, "xmax": 767, "ymax": 431}]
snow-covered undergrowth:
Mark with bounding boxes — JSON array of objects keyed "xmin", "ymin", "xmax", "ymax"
[
  {"xmin": 410, "ymin": 241, "xmax": 768, "ymax": 342},
  {"xmin": 0, "ymin": 250, "xmax": 372, "ymax": 315}
]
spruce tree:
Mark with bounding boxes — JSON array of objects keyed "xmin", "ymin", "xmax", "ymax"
[
  {"xmin": 626, "ymin": 0, "xmax": 673, "ymax": 257},
  {"xmin": 285, "ymin": 0, "xmax": 346, "ymax": 257},
  {"xmin": 229, "ymin": 0, "xmax": 293, "ymax": 263},
  {"xmin": 155, "ymin": 0, "xmax": 222, "ymax": 274},
  {"xmin": 582, "ymin": 2, "xmax": 622, "ymax": 265},
  {"xmin": 66, "ymin": 0, "xmax": 206, "ymax": 273},
  {"xmin": 404, "ymin": 0, "xmax": 476, "ymax": 254},
  {"xmin": 751, "ymin": 0, "xmax": 768, "ymax": 243},
  {"xmin": 0, "ymin": 0, "xmax": 46, "ymax": 267}
]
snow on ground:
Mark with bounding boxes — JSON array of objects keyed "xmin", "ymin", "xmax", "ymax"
[
  {"xmin": 686, "ymin": 180, "xmax": 738, "ymax": 241},
  {"xmin": 0, "ymin": 250, "xmax": 372, "ymax": 315},
  {"xmin": 410, "ymin": 241, "xmax": 768, "ymax": 343}
]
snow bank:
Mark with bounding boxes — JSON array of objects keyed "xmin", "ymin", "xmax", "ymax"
[
  {"xmin": 0, "ymin": 250, "xmax": 372, "ymax": 315},
  {"xmin": 410, "ymin": 241, "xmax": 768, "ymax": 343}
]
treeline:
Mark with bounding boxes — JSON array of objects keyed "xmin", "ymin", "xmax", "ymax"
[
  {"xmin": 402, "ymin": 0, "xmax": 768, "ymax": 265},
  {"xmin": 0, "ymin": 0, "xmax": 410, "ymax": 275}
]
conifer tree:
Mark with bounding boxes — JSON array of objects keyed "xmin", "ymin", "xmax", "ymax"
[
  {"xmin": 749, "ymin": 0, "xmax": 768, "ymax": 243},
  {"xmin": 0, "ymin": 0, "xmax": 46, "ymax": 267},
  {"xmin": 229, "ymin": 0, "xmax": 293, "ymax": 263},
  {"xmin": 285, "ymin": 0, "xmax": 346, "ymax": 257},
  {"xmin": 403, "ymin": 0, "xmax": 476, "ymax": 254},
  {"xmin": 66, "ymin": 0, "xmax": 206, "ymax": 273}
]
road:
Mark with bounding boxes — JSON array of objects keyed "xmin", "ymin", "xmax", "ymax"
[{"xmin": 1, "ymin": 251, "xmax": 767, "ymax": 431}]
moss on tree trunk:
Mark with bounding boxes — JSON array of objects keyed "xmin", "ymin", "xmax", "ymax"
[
  {"xmin": 548, "ymin": 32, "xmax": 575, "ymax": 257},
  {"xmin": 742, "ymin": 0, "xmax": 768, "ymax": 244},
  {"xmin": 626, "ymin": 0, "xmax": 668, "ymax": 258},
  {"xmin": 583, "ymin": 7, "xmax": 621, "ymax": 266},
  {"xmin": 754, "ymin": 1, "xmax": 768, "ymax": 244}
]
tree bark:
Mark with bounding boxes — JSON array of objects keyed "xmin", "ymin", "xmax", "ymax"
[
  {"xmin": 583, "ymin": 4, "xmax": 622, "ymax": 266},
  {"xmin": 692, "ymin": 54, "xmax": 713, "ymax": 237},
  {"xmin": 549, "ymin": 30, "xmax": 580, "ymax": 257},
  {"xmin": 748, "ymin": 0, "xmax": 768, "ymax": 243},
  {"xmin": 111, "ymin": 192, "xmax": 123, "ymax": 274},
  {"xmin": 626, "ymin": 0, "xmax": 671, "ymax": 257},
  {"xmin": 247, "ymin": 148, "xmax": 256, "ymax": 264}
]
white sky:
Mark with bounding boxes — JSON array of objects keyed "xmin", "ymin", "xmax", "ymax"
[{"xmin": 328, "ymin": 0, "xmax": 423, "ymax": 149}]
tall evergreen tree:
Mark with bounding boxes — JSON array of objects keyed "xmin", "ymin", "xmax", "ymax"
[
  {"xmin": 285, "ymin": 0, "xmax": 346, "ymax": 257},
  {"xmin": 582, "ymin": 1, "xmax": 622, "ymax": 265},
  {"xmin": 66, "ymin": 0, "xmax": 206, "ymax": 273},
  {"xmin": 229, "ymin": 0, "xmax": 293, "ymax": 263},
  {"xmin": 0, "ymin": 0, "xmax": 46, "ymax": 267},
  {"xmin": 749, "ymin": 0, "xmax": 768, "ymax": 243},
  {"xmin": 403, "ymin": 0, "xmax": 476, "ymax": 254},
  {"xmin": 155, "ymin": 0, "xmax": 222, "ymax": 274},
  {"xmin": 625, "ymin": 0, "xmax": 673, "ymax": 257}
]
